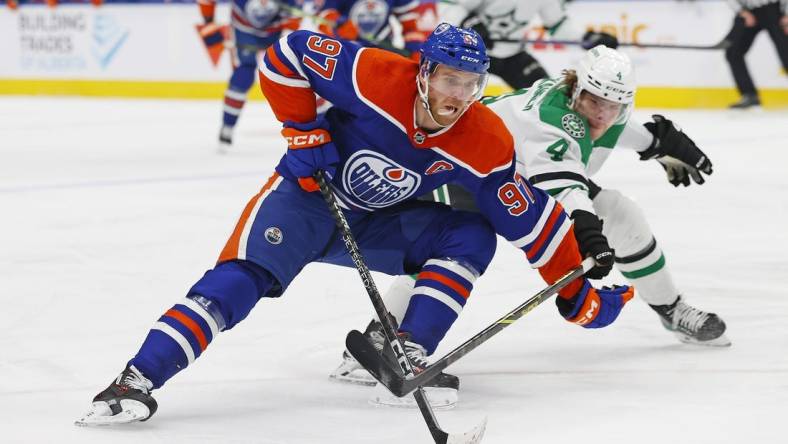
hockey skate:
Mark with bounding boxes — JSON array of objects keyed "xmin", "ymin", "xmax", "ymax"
[
  {"xmin": 729, "ymin": 94, "xmax": 761, "ymax": 110},
  {"xmin": 75, "ymin": 365, "xmax": 158, "ymax": 426},
  {"xmin": 651, "ymin": 296, "xmax": 731, "ymax": 347},
  {"xmin": 330, "ymin": 320, "xmax": 385, "ymax": 386},
  {"xmin": 330, "ymin": 320, "xmax": 460, "ymax": 409},
  {"xmin": 368, "ymin": 332, "xmax": 459, "ymax": 410},
  {"xmin": 217, "ymin": 125, "xmax": 233, "ymax": 154}
]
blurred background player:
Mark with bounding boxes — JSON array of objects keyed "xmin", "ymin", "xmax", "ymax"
[
  {"xmin": 723, "ymin": 0, "xmax": 788, "ymax": 109},
  {"xmin": 198, "ymin": 0, "xmax": 302, "ymax": 152},
  {"xmin": 332, "ymin": 46, "xmax": 729, "ymax": 395},
  {"xmin": 439, "ymin": 0, "xmax": 618, "ymax": 89},
  {"xmin": 75, "ymin": 23, "xmax": 633, "ymax": 425},
  {"xmin": 316, "ymin": 0, "xmax": 439, "ymax": 60}
]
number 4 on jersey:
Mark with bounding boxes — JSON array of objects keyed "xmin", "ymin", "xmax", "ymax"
[{"xmin": 547, "ymin": 139, "xmax": 569, "ymax": 161}]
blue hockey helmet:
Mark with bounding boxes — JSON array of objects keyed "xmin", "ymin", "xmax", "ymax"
[{"xmin": 420, "ymin": 23, "xmax": 490, "ymax": 75}]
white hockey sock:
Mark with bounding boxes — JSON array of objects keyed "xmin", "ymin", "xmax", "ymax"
[{"xmin": 375, "ymin": 274, "xmax": 417, "ymax": 323}]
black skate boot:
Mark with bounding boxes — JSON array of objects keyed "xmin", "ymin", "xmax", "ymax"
[
  {"xmin": 370, "ymin": 331, "xmax": 460, "ymax": 410},
  {"xmin": 331, "ymin": 319, "xmax": 460, "ymax": 408},
  {"xmin": 650, "ymin": 296, "xmax": 731, "ymax": 347},
  {"xmin": 330, "ymin": 319, "xmax": 388, "ymax": 386},
  {"xmin": 729, "ymin": 93, "xmax": 760, "ymax": 109},
  {"xmin": 75, "ymin": 365, "xmax": 158, "ymax": 426}
]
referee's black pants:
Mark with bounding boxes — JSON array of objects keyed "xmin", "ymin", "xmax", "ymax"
[{"xmin": 724, "ymin": 3, "xmax": 788, "ymax": 96}]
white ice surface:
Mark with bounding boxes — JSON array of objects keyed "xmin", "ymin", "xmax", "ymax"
[{"xmin": 1, "ymin": 97, "xmax": 787, "ymax": 443}]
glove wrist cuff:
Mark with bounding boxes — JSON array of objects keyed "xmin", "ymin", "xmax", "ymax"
[
  {"xmin": 556, "ymin": 280, "xmax": 593, "ymax": 322},
  {"xmin": 638, "ymin": 137, "xmax": 662, "ymax": 161},
  {"xmin": 281, "ymin": 127, "xmax": 332, "ymax": 149}
]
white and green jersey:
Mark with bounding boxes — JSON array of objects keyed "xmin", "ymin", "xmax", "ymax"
[{"xmin": 483, "ymin": 78, "xmax": 654, "ymax": 214}]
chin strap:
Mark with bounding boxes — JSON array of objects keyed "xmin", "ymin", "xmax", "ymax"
[
  {"xmin": 416, "ymin": 73, "xmax": 448, "ymax": 129},
  {"xmin": 416, "ymin": 73, "xmax": 474, "ymax": 130}
]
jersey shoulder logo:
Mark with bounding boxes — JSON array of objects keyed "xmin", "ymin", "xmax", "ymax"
[
  {"xmin": 561, "ymin": 113, "xmax": 586, "ymax": 139},
  {"xmin": 342, "ymin": 150, "xmax": 421, "ymax": 208},
  {"xmin": 425, "ymin": 160, "xmax": 454, "ymax": 175}
]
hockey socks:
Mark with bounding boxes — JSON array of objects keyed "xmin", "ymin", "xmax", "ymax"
[
  {"xmin": 398, "ymin": 259, "xmax": 478, "ymax": 354},
  {"xmin": 130, "ymin": 260, "xmax": 279, "ymax": 388},
  {"xmin": 130, "ymin": 295, "xmax": 223, "ymax": 388}
]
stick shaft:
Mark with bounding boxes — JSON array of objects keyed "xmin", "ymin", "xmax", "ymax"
[
  {"xmin": 314, "ymin": 171, "xmax": 450, "ymax": 444},
  {"xmin": 493, "ymin": 37, "xmax": 729, "ymax": 50},
  {"xmin": 389, "ymin": 258, "xmax": 594, "ymax": 395}
]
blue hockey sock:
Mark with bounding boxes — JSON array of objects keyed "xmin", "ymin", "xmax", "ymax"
[
  {"xmin": 398, "ymin": 259, "xmax": 477, "ymax": 354},
  {"xmin": 130, "ymin": 260, "xmax": 279, "ymax": 388}
]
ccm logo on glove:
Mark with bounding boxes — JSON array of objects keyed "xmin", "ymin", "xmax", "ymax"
[
  {"xmin": 557, "ymin": 280, "xmax": 635, "ymax": 328},
  {"xmin": 282, "ymin": 128, "xmax": 331, "ymax": 149},
  {"xmin": 574, "ymin": 299, "xmax": 600, "ymax": 326}
]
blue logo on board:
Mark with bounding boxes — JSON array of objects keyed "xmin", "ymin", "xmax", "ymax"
[{"xmin": 91, "ymin": 14, "xmax": 129, "ymax": 69}]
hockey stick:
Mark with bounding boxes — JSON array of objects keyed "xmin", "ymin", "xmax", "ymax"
[
  {"xmin": 347, "ymin": 256, "xmax": 596, "ymax": 397},
  {"xmin": 314, "ymin": 171, "xmax": 486, "ymax": 444},
  {"xmin": 492, "ymin": 37, "xmax": 731, "ymax": 51}
]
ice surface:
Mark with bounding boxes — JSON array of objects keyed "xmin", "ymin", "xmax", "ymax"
[{"xmin": 1, "ymin": 97, "xmax": 786, "ymax": 443}]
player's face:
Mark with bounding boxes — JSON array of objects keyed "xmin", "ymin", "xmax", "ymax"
[
  {"xmin": 575, "ymin": 91, "xmax": 622, "ymax": 137},
  {"xmin": 427, "ymin": 65, "xmax": 484, "ymax": 126}
]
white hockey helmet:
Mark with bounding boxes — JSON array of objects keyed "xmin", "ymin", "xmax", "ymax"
[{"xmin": 571, "ymin": 45, "xmax": 636, "ymax": 123}]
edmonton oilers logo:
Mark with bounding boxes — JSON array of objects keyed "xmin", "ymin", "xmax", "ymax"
[
  {"xmin": 245, "ymin": 0, "xmax": 280, "ymax": 28},
  {"xmin": 343, "ymin": 150, "xmax": 420, "ymax": 208},
  {"xmin": 349, "ymin": 0, "xmax": 389, "ymax": 35},
  {"xmin": 434, "ymin": 23, "xmax": 451, "ymax": 35},
  {"xmin": 264, "ymin": 226, "xmax": 283, "ymax": 245}
]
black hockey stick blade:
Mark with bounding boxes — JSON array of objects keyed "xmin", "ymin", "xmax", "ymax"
[
  {"xmin": 346, "ymin": 329, "xmax": 412, "ymax": 395},
  {"xmin": 346, "ymin": 331, "xmax": 489, "ymax": 443},
  {"xmin": 348, "ymin": 258, "xmax": 595, "ymax": 397}
]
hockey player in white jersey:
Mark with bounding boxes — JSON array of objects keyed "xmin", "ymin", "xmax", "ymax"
[
  {"xmin": 484, "ymin": 45, "xmax": 728, "ymax": 348},
  {"xmin": 440, "ymin": 0, "xmax": 618, "ymax": 88},
  {"xmin": 331, "ymin": 46, "xmax": 729, "ymax": 403}
]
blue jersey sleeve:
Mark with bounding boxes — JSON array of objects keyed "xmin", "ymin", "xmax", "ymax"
[{"xmin": 467, "ymin": 164, "xmax": 574, "ymax": 269}]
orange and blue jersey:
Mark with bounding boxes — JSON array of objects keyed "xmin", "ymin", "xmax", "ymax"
[
  {"xmin": 125, "ymin": 29, "xmax": 590, "ymax": 386},
  {"xmin": 199, "ymin": 0, "xmax": 302, "ymax": 38},
  {"xmin": 259, "ymin": 30, "xmax": 581, "ymax": 279},
  {"xmin": 320, "ymin": 0, "xmax": 438, "ymax": 53}
]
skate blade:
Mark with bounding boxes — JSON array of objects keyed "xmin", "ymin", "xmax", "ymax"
[
  {"xmin": 369, "ymin": 383, "xmax": 457, "ymax": 410},
  {"xmin": 675, "ymin": 332, "xmax": 732, "ymax": 347},
  {"xmin": 74, "ymin": 400, "xmax": 150, "ymax": 427},
  {"xmin": 328, "ymin": 357, "xmax": 378, "ymax": 386},
  {"xmin": 328, "ymin": 372, "xmax": 377, "ymax": 387}
]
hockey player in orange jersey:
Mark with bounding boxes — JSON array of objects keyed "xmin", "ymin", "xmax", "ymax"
[{"xmin": 76, "ymin": 24, "xmax": 633, "ymax": 426}]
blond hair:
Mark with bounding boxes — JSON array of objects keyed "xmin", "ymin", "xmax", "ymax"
[{"xmin": 559, "ymin": 69, "xmax": 578, "ymax": 98}]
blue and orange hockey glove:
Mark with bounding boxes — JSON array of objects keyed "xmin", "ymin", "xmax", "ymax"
[
  {"xmin": 282, "ymin": 117, "xmax": 340, "ymax": 192},
  {"xmin": 556, "ymin": 280, "xmax": 634, "ymax": 328}
]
